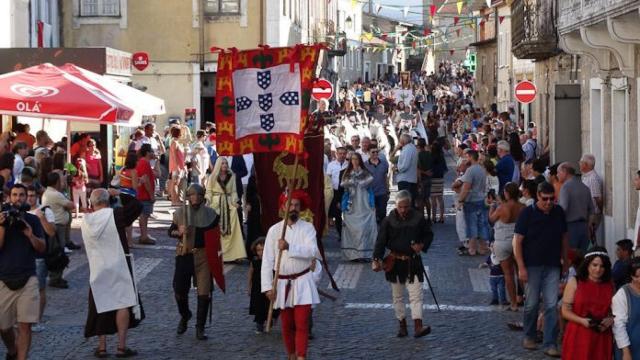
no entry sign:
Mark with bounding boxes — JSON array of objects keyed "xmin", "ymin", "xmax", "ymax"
[
  {"xmin": 514, "ymin": 80, "xmax": 537, "ymax": 104},
  {"xmin": 311, "ymin": 78, "xmax": 334, "ymax": 101}
]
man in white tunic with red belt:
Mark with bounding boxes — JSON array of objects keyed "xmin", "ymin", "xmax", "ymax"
[{"xmin": 261, "ymin": 190, "xmax": 319, "ymax": 360}]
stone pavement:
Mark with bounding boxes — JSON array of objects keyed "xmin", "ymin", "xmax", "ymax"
[{"xmin": 2, "ymin": 155, "xmax": 550, "ymax": 359}]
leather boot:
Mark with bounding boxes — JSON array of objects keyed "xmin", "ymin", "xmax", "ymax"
[
  {"xmin": 397, "ymin": 319, "xmax": 408, "ymax": 338},
  {"xmin": 414, "ymin": 319, "xmax": 431, "ymax": 338},
  {"xmin": 195, "ymin": 295, "xmax": 210, "ymax": 340},
  {"xmin": 175, "ymin": 294, "xmax": 191, "ymax": 335}
]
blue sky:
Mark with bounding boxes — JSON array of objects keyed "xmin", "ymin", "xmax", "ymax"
[{"xmin": 375, "ymin": 0, "xmax": 425, "ymax": 26}]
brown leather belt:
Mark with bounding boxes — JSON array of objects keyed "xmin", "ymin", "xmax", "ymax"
[
  {"xmin": 278, "ymin": 267, "xmax": 311, "ymax": 302},
  {"xmin": 390, "ymin": 252, "xmax": 411, "ymax": 261}
]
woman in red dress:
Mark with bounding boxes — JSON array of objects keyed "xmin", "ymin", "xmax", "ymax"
[{"xmin": 561, "ymin": 246, "xmax": 614, "ymax": 359}]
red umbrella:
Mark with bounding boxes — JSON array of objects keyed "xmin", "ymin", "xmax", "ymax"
[{"xmin": 0, "ymin": 63, "xmax": 134, "ymax": 124}]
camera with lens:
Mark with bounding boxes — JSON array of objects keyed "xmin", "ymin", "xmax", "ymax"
[{"xmin": 1, "ymin": 203, "xmax": 30, "ymax": 230}]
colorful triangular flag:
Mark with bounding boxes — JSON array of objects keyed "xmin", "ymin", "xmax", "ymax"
[
  {"xmin": 430, "ymin": 4, "xmax": 436, "ymax": 17},
  {"xmin": 499, "ymin": 16, "xmax": 505, "ymax": 24},
  {"xmin": 456, "ymin": 1, "xmax": 463, "ymax": 15},
  {"xmin": 454, "ymin": 16, "xmax": 459, "ymax": 26}
]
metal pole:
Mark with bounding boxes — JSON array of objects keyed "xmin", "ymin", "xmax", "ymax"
[{"xmin": 422, "ymin": 265, "xmax": 440, "ymax": 312}]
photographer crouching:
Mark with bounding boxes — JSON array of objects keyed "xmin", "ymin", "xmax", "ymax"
[{"xmin": 0, "ymin": 184, "xmax": 46, "ymax": 360}]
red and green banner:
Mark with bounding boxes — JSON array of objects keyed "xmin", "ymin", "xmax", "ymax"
[{"xmin": 213, "ymin": 45, "xmax": 321, "ymax": 155}]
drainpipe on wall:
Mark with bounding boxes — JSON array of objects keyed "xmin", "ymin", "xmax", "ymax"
[
  {"xmin": 260, "ymin": 0, "xmax": 264, "ymax": 45},
  {"xmin": 199, "ymin": 0, "xmax": 205, "ymax": 71}
]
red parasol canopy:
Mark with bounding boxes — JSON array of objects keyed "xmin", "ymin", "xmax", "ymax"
[{"xmin": 0, "ymin": 63, "xmax": 134, "ymax": 124}]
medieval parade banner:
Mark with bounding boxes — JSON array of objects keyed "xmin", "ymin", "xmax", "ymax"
[
  {"xmin": 214, "ymin": 45, "xmax": 321, "ymax": 155},
  {"xmin": 213, "ymin": 44, "xmax": 337, "ymax": 290}
]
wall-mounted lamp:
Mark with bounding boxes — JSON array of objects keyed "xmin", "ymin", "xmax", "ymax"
[{"xmin": 345, "ymin": 16, "xmax": 353, "ymax": 29}]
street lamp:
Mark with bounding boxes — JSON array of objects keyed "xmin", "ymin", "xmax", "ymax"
[{"xmin": 345, "ymin": 15, "xmax": 353, "ymax": 29}]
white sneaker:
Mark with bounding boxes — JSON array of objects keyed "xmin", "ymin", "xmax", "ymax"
[
  {"xmin": 32, "ymin": 323, "xmax": 45, "ymax": 332},
  {"xmin": 64, "ymin": 247, "xmax": 73, "ymax": 254}
]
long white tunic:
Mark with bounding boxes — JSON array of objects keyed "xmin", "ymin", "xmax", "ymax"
[
  {"xmin": 261, "ymin": 220, "xmax": 320, "ymax": 309},
  {"xmin": 81, "ymin": 208, "xmax": 137, "ymax": 314}
]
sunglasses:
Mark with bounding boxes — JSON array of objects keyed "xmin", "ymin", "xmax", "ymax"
[{"xmin": 539, "ymin": 196, "xmax": 554, "ymax": 202}]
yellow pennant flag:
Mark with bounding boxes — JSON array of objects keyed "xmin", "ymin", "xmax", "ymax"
[{"xmin": 457, "ymin": 1, "xmax": 463, "ymax": 15}]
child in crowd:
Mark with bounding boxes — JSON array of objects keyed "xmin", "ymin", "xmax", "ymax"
[
  {"xmin": 248, "ymin": 237, "xmax": 278, "ymax": 333},
  {"xmin": 481, "ymin": 251, "xmax": 507, "ymax": 306},
  {"xmin": 72, "ymin": 157, "xmax": 88, "ymax": 218}
]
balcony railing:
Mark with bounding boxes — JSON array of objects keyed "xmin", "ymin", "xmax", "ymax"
[
  {"xmin": 557, "ymin": 0, "xmax": 640, "ymax": 34},
  {"xmin": 511, "ymin": 0, "xmax": 559, "ymax": 60}
]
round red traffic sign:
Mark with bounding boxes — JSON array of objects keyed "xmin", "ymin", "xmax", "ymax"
[
  {"xmin": 311, "ymin": 78, "xmax": 334, "ymax": 101},
  {"xmin": 514, "ymin": 80, "xmax": 537, "ymax": 104}
]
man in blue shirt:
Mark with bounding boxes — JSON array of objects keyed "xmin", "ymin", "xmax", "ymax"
[
  {"xmin": 513, "ymin": 181, "xmax": 568, "ymax": 358},
  {"xmin": 0, "ymin": 183, "xmax": 46, "ymax": 360},
  {"xmin": 495, "ymin": 140, "xmax": 515, "ymax": 194},
  {"xmin": 364, "ymin": 146, "xmax": 389, "ymax": 222},
  {"xmin": 395, "ymin": 134, "xmax": 419, "ymax": 208}
]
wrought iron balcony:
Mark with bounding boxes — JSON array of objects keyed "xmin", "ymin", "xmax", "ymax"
[
  {"xmin": 511, "ymin": 0, "xmax": 560, "ymax": 60},
  {"xmin": 557, "ymin": 0, "xmax": 640, "ymax": 34}
]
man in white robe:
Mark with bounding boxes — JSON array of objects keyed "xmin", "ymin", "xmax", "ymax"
[
  {"xmin": 262, "ymin": 191, "xmax": 319, "ymax": 360},
  {"xmin": 81, "ymin": 189, "xmax": 138, "ymax": 357}
]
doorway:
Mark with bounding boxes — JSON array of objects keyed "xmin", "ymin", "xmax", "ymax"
[{"xmin": 553, "ymin": 84, "xmax": 582, "ymax": 164}]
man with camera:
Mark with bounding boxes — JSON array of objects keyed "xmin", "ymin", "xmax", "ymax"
[
  {"xmin": 42, "ymin": 171, "xmax": 75, "ymax": 289},
  {"xmin": 0, "ymin": 183, "xmax": 46, "ymax": 360}
]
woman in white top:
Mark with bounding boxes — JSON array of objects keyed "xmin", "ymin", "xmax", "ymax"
[{"xmin": 611, "ymin": 258, "xmax": 640, "ymax": 360}]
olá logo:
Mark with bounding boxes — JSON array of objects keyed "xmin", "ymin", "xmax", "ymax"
[{"xmin": 10, "ymin": 84, "xmax": 59, "ymax": 98}]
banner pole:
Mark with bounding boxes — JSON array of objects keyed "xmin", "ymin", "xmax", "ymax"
[{"xmin": 265, "ymin": 153, "xmax": 301, "ymax": 333}]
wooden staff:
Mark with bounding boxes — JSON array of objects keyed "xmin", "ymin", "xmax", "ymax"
[{"xmin": 266, "ymin": 153, "xmax": 300, "ymax": 333}]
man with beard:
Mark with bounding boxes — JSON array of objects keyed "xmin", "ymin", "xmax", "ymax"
[
  {"xmin": 262, "ymin": 190, "xmax": 320, "ymax": 360},
  {"xmin": 168, "ymin": 183, "xmax": 220, "ymax": 340},
  {"xmin": 373, "ymin": 190, "xmax": 433, "ymax": 339}
]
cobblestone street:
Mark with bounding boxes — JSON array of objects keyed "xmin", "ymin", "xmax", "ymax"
[{"xmin": 3, "ymin": 157, "xmax": 548, "ymax": 360}]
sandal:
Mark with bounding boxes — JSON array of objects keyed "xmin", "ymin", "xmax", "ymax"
[
  {"xmin": 116, "ymin": 347, "xmax": 138, "ymax": 358},
  {"xmin": 507, "ymin": 321, "xmax": 523, "ymax": 331},
  {"xmin": 93, "ymin": 348, "xmax": 108, "ymax": 358}
]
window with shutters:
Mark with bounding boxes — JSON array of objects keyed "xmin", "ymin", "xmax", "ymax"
[
  {"xmin": 203, "ymin": 0, "xmax": 240, "ymax": 16},
  {"xmin": 79, "ymin": 0, "xmax": 121, "ymax": 17}
]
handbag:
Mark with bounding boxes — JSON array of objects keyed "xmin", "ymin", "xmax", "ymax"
[
  {"xmin": 382, "ymin": 254, "xmax": 396, "ymax": 272},
  {"xmin": 45, "ymin": 230, "xmax": 69, "ymax": 272},
  {"xmin": 2, "ymin": 274, "xmax": 31, "ymax": 291},
  {"xmin": 45, "ymin": 247, "xmax": 69, "ymax": 272}
]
